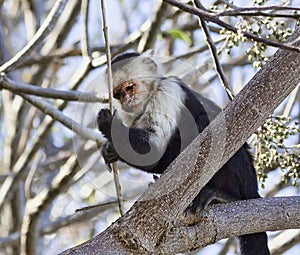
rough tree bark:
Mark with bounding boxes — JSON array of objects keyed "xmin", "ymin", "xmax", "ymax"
[{"xmin": 60, "ymin": 29, "xmax": 300, "ymax": 255}]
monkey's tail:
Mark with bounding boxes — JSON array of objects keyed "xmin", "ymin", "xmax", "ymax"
[{"xmin": 238, "ymin": 232, "xmax": 270, "ymax": 255}]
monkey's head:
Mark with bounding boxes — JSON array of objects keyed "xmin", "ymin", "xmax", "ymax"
[{"xmin": 110, "ymin": 51, "xmax": 160, "ymax": 117}]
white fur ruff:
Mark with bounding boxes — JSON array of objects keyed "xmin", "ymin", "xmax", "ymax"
[{"xmin": 115, "ymin": 77, "xmax": 185, "ymax": 152}]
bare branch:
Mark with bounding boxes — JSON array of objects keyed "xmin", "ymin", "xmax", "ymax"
[
  {"xmin": 173, "ymin": 38, "xmax": 225, "ymax": 60},
  {"xmin": 18, "ymin": 47, "xmax": 86, "ymax": 67},
  {"xmin": 159, "ymin": 197, "xmax": 300, "ymax": 254},
  {"xmin": 80, "ymin": 0, "xmax": 90, "ymax": 57},
  {"xmin": 163, "ymin": 0, "xmax": 300, "ymax": 53},
  {"xmin": 282, "ymin": 85, "xmax": 300, "ymax": 117},
  {"xmin": 0, "ymin": 0, "xmax": 69, "ymax": 73},
  {"xmin": 43, "ymin": 200, "xmax": 118, "ymax": 235},
  {"xmin": 193, "ymin": 0, "xmax": 234, "ymax": 100},
  {"xmin": 20, "ymin": 143, "xmax": 97, "ymax": 255},
  {"xmin": 220, "ymin": 11, "xmax": 300, "ymax": 19},
  {"xmin": 269, "ymin": 229, "xmax": 300, "ymax": 255},
  {"xmin": 39, "ymin": 0, "xmax": 81, "ymax": 56},
  {"xmin": 0, "ymin": 59, "xmax": 92, "ymax": 213},
  {"xmin": 21, "ymin": 0, "xmax": 38, "ymax": 40},
  {"xmin": 0, "ymin": 75, "xmax": 107, "ymax": 103},
  {"xmin": 0, "ymin": 232, "xmax": 19, "ymax": 248},
  {"xmin": 60, "ymin": 197, "xmax": 300, "ymax": 255},
  {"xmin": 138, "ymin": 1, "xmax": 170, "ymax": 52},
  {"xmin": 218, "ymin": 6, "xmax": 300, "ymax": 19},
  {"xmin": 19, "ymin": 94, "xmax": 103, "ymax": 142},
  {"xmin": 101, "ymin": 0, "xmax": 124, "ymax": 216}
]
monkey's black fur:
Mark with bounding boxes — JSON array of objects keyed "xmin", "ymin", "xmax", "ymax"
[{"xmin": 97, "ymin": 52, "xmax": 270, "ymax": 255}]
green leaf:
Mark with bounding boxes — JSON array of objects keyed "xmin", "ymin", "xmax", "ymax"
[{"xmin": 167, "ymin": 29, "xmax": 192, "ymax": 45}]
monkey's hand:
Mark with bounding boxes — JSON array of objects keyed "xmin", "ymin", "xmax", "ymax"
[
  {"xmin": 102, "ymin": 141, "xmax": 119, "ymax": 171},
  {"xmin": 97, "ymin": 109, "xmax": 113, "ymax": 139}
]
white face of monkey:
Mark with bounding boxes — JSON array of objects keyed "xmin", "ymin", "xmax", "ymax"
[
  {"xmin": 113, "ymin": 78, "xmax": 153, "ymax": 114},
  {"xmin": 111, "ymin": 54, "xmax": 159, "ymax": 117}
]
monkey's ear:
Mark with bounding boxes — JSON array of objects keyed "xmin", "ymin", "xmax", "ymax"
[
  {"xmin": 140, "ymin": 49, "xmax": 157, "ymax": 73},
  {"xmin": 141, "ymin": 49, "xmax": 154, "ymax": 56},
  {"xmin": 141, "ymin": 56, "xmax": 158, "ymax": 73}
]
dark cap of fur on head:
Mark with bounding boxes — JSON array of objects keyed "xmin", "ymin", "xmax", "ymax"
[
  {"xmin": 111, "ymin": 52, "xmax": 140, "ymax": 72},
  {"xmin": 111, "ymin": 52, "xmax": 140, "ymax": 65}
]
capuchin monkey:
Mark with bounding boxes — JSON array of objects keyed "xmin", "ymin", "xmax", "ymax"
[{"xmin": 97, "ymin": 51, "xmax": 270, "ymax": 255}]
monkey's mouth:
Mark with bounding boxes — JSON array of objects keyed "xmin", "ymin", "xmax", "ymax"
[{"xmin": 121, "ymin": 99, "xmax": 140, "ymax": 112}]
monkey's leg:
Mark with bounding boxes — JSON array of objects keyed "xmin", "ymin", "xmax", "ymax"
[{"xmin": 186, "ymin": 186, "xmax": 237, "ymax": 212}]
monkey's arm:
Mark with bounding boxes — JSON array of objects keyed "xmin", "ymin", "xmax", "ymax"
[{"xmin": 97, "ymin": 109, "xmax": 161, "ymax": 171}]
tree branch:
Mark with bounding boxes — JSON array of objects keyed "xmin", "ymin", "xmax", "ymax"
[
  {"xmin": 80, "ymin": 0, "xmax": 90, "ymax": 57},
  {"xmin": 159, "ymin": 197, "xmax": 300, "ymax": 254},
  {"xmin": 218, "ymin": 6, "xmax": 300, "ymax": 19},
  {"xmin": 19, "ymin": 93, "xmax": 103, "ymax": 143},
  {"xmin": 101, "ymin": 0, "xmax": 124, "ymax": 216},
  {"xmin": 162, "ymin": 0, "xmax": 300, "ymax": 53},
  {"xmin": 0, "ymin": 0, "xmax": 69, "ymax": 73},
  {"xmin": 20, "ymin": 143, "xmax": 97, "ymax": 255},
  {"xmin": 0, "ymin": 59, "xmax": 92, "ymax": 213},
  {"xmin": 137, "ymin": 1, "xmax": 170, "ymax": 52},
  {"xmin": 193, "ymin": 0, "xmax": 234, "ymax": 100},
  {"xmin": 42, "ymin": 200, "xmax": 118, "ymax": 235},
  {"xmin": 0, "ymin": 75, "xmax": 107, "ymax": 103},
  {"xmin": 269, "ymin": 229, "xmax": 300, "ymax": 255},
  {"xmin": 21, "ymin": 0, "xmax": 38, "ymax": 40},
  {"xmin": 60, "ymin": 197, "xmax": 300, "ymax": 254}
]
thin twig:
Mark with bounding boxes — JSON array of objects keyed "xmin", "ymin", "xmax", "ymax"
[
  {"xmin": 0, "ymin": 199, "xmax": 119, "ymax": 248},
  {"xmin": 219, "ymin": 11, "xmax": 300, "ymax": 19},
  {"xmin": 20, "ymin": 93, "xmax": 103, "ymax": 143},
  {"xmin": 193, "ymin": 0, "xmax": 234, "ymax": 100},
  {"xmin": 100, "ymin": 0, "xmax": 124, "ymax": 216},
  {"xmin": 218, "ymin": 5, "xmax": 300, "ymax": 17},
  {"xmin": 20, "ymin": 142, "xmax": 97, "ymax": 255},
  {"xmin": 217, "ymin": 4, "xmax": 300, "ymax": 19},
  {"xmin": 217, "ymin": 238, "xmax": 235, "ymax": 255},
  {"xmin": 0, "ymin": 232, "xmax": 20, "ymax": 248},
  {"xmin": 173, "ymin": 38, "xmax": 225, "ymax": 60},
  {"xmin": 75, "ymin": 200, "xmax": 118, "ymax": 212},
  {"xmin": 0, "ymin": 60, "xmax": 92, "ymax": 212},
  {"xmin": 21, "ymin": 0, "xmax": 38, "ymax": 40},
  {"xmin": 81, "ymin": 0, "xmax": 90, "ymax": 57},
  {"xmin": 269, "ymin": 229, "xmax": 300, "ymax": 255},
  {"xmin": 162, "ymin": 0, "xmax": 300, "ymax": 53},
  {"xmin": 0, "ymin": 75, "xmax": 107, "ymax": 103},
  {"xmin": 138, "ymin": 1, "xmax": 169, "ymax": 52},
  {"xmin": 18, "ymin": 47, "xmax": 85, "ymax": 67},
  {"xmin": 39, "ymin": 0, "xmax": 81, "ymax": 56},
  {"xmin": 282, "ymin": 85, "xmax": 300, "ymax": 117},
  {"xmin": 0, "ymin": 0, "xmax": 69, "ymax": 73},
  {"xmin": 43, "ymin": 200, "xmax": 118, "ymax": 235}
]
